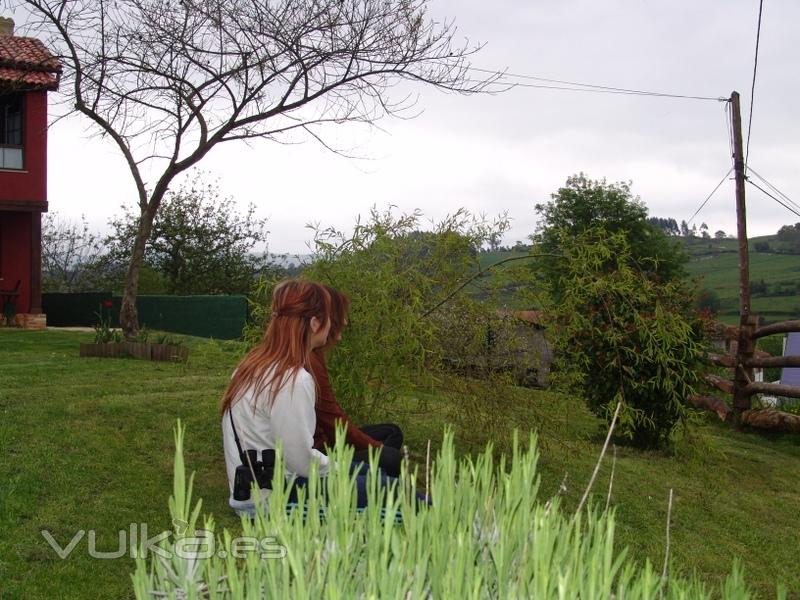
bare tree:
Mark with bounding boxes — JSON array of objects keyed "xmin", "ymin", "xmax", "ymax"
[
  {"xmin": 13, "ymin": 0, "xmax": 499, "ymax": 336},
  {"xmin": 41, "ymin": 212, "xmax": 104, "ymax": 292}
]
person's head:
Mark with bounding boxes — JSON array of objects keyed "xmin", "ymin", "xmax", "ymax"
[
  {"xmin": 320, "ymin": 284, "xmax": 351, "ymax": 351},
  {"xmin": 270, "ymin": 279, "xmax": 332, "ymax": 350},
  {"xmin": 221, "ymin": 279, "xmax": 330, "ymax": 413}
]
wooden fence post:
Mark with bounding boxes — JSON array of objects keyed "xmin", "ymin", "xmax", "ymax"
[{"xmin": 733, "ymin": 315, "xmax": 759, "ymax": 421}]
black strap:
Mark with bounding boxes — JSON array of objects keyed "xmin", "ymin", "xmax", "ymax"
[{"xmin": 229, "ymin": 410, "xmax": 245, "ymax": 459}]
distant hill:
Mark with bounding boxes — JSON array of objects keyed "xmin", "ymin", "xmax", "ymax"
[
  {"xmin": 683, "ymin": 234, "xmax": 800, "ymax": 324},
  {"xmin": 267, "ymin": 253, "xmax": 312, "ymax": 268},
  {"xmin": 477, "ymin": 235, "xmax": 800, "ymax": 324}
]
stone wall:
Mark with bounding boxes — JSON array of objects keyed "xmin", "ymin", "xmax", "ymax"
[{"xmin": 10, "ymin": 313, "xmax": 47, "ymax": 329}]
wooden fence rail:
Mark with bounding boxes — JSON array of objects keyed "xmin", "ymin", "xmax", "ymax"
[
  {"xmin": 699, "ymin": 316, "xmax": 800, "ymax": 433},
  {"xmin": 751, "ymin": 320, "xmax": 800, "ymax": 340}
]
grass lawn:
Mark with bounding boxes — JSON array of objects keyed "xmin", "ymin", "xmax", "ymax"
[{"xmin": 1, "ymin": 329, "xmax": 800, "ymax": 598}]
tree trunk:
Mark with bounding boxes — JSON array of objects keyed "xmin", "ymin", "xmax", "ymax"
[{"xmin": 119, "ymin": 203, "xmax": 159, "ymax": 339}]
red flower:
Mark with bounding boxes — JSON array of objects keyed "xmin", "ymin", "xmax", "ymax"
[{"xmin": 102, "ymin": 300, "xmax": 114, "ymax": 308}]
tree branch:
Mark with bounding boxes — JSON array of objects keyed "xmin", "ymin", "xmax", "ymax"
[{"xmin": 422, "ymin": 253, "xmax": 562, "ymax": 318}]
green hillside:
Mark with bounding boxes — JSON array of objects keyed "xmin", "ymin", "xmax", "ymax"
[
  {"xmin": 477, "ymin": 235, "xmax": 800, "ymax": 323},
  {"xmin": 684, "ymin": 235, "xmax": 800, "ymax": 324}
]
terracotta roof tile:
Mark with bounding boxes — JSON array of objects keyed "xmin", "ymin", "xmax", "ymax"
[
  {"xmin": 0, "ymin": 35, "xmax": 60, "ymax": 90},
  {"xmin": 0, "ymin": 66, "xmax": 58, "ymax": 90},
  {"xmin": 0, "ymin": 36, "xmax": 61, "ymax": 73}
]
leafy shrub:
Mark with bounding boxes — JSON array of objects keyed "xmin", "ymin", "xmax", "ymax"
[
  {"xmin": 92, "ymin": 304, "xmax": 122, "ymax": 343},
  {"xmin": 754, "ymin": 241, "xmax": 771, "ymax": 253},
  {"xmin": 695, "ymin": 288, "xmax": 721, "ymax": 316},
  {"xmin": 750, "ymin": 279, "xmax": 769, "ymax": 296},
  {"xmin": 534, "ymin": 174, "xmax": 688, "ymax": 299},
  {"xmin": 106, "ymin": 175, "xmax": 272, "ymax": 294},
  {"xmin": 541, "ymin": 229, "xmax": 706, "ymax": 449},
  {"xmin": 245, "ymin": 207, "xmax": 510, "ymax": 420},
  {"xmin": 152, "ymin": 332, "xmax": 184, "ymax": 346}
]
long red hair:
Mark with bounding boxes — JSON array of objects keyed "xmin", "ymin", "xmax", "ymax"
[
  {"xmin": 318, "ymin": 284, "xmax": 351, "ymax": 354},
  {"xmin": 221, "ymin": 279, "xmax": 331, "ymax": 413}
]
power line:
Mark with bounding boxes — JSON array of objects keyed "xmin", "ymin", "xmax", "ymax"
[
  {"xmin": 469, "ymin": 66, "xmax": 726, "ymax": 102},
  {"xmin": 746, "ymin": 166, "xmax": 800, "ymax": 213},
  {"xmin": 745, "ymin": 0, "xmax": 765, "ymax": 170},
  {"xmin": 687, "ymin": 168, "xmax": 733, "ymax": 225},
  {"xmin": 747, "ymin": 179, "xmax": 800, "ymax": 221},
  {"xmin": 750, "ymin": 169, "xmax": 800, "ymax": 209},
  {"xmin": 724, "ymin": 101, "xmax": 735, "ymax": 169},
  {"xmin": 750, "ymin": 169, "xmax": 800, "ymax": 210}
]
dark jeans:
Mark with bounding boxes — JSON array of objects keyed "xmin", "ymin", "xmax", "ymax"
[
  {"xmin": 287, "ymin": 460, "xmax": 428, "ymax": 513},
  {"xmin": 353, "ymin": 423, "xmax": 403, "ymax": 477},
  {"xmin": 288, "ymin": 461, "xmax": 396, "ymax": 509}
]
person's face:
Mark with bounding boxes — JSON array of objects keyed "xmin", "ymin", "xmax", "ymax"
[
  {"xmin": 335, "ymin": 318, "xmax": 348, "ymax": 343},
  {"xmin": 309, "ymin": 316, "xmax": 331, "ymax": 349}
]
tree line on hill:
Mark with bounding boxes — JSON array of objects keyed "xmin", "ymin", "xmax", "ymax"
[
  {"xmin": 645, "ymin": 216, "xmax": 730, "ymax": 240},
  {"xmin": 648, "ymin": 218, "xmax": 800, "ymax": 255},
  {"xmin": 773, "ymin": 223, "xmax": 800, "ymax": 254}
]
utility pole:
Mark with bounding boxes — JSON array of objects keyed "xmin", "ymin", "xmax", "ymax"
[{"xmin": 730, "ymin": 91, "xmax": 756, "ymax": 419}]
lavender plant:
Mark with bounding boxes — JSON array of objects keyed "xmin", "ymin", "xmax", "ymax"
[{"xmin": 131, "ymin": 423, "xmax": 774, "ymax": 599}]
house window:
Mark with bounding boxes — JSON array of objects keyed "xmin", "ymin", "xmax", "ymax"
[{"xmin": 0, "ymin": 93, "xmax": 23, "ymax": 170}]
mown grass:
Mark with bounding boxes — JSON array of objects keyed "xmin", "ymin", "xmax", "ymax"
[{"xmin": 1, "ymin": 330, "xmax": 799, "ymax": 598}]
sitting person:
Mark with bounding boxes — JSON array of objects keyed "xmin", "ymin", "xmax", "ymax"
[
  {"xmin": 220, "ymin": 279, "xmax": 398, "ymax": 517},
  {"xmin": 310, "ymin": 285, "xmax": 404, "ymax": 478}
]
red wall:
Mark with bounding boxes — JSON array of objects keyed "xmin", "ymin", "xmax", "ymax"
[
  {"xmin": 0, "ymin": 212, "xmax": 32, "ymax": 313},
  {"xmin": 0, "ymin": 90, "xmax": 48, "ymax": 203}
]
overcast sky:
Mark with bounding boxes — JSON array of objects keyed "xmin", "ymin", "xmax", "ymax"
[{"xmin": 12, "ymin": 0, "xmax": 800, "ymax": 253}]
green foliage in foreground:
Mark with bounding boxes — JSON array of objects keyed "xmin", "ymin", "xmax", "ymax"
[{"xmin": 132, "ymin": 424, "xmax": 770, "ymax": 599}]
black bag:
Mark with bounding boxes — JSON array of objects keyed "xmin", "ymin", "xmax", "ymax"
[{"xmin": 229, "ymin": 412, "xmax": 276, "ymax": 501}]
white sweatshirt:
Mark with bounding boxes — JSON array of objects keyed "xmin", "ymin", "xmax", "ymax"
[{"xmin": 221, "ymin": 367, "xmax": 330, "ymax": 513}]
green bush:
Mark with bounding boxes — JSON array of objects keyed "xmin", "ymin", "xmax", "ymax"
[
  {"xmin": 246, "ymin": 207, "xmax": 510, "ymax": 420},
  {"xmin": 533, "ymin": 174, "xmax": 688, "ymax": 300},
  {"xmin": 130, "ymin": 423, "xmax": 772, "ymax": 599},
  {"xmin": 540, "ymin": 230, "xmax": 706, "ymax": 449},
  {"xmin": 754, "ymin": 241, "xmax": 771, "ymax": 253},
  {"xmin": 695, "ymin": 288, "xmax": 721, "ymax": 316}
]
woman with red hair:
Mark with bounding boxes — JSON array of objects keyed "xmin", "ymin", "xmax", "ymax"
[
  {"xmin": 220, "ymin": 279, "xmax": 333, "ymax": 516},
  {"xmin": 311, "ymin": 285, "xmax": 404, "ymax": 477}
]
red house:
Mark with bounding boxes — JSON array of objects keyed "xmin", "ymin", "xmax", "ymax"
[{"xmin": 0, "ymin": 17, "xmax": 60, "ymax": 328}]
